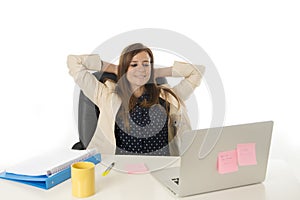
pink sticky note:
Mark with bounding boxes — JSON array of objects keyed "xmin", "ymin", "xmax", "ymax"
[
  {"xmin": 125, "ymin": 163, "xmax": 148, "ymax": 174},
  {"xmin": 217, "ymin": 150, "xmax": 239, "ymax": 174},
  {"xmin": 237, "ymin": 143, "xmax": 257, "ymax": 166}
]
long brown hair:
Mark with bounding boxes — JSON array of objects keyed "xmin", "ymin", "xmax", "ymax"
[{"xmin": 115, "ymin": 43, "xmax": 181, "ymax": 130}]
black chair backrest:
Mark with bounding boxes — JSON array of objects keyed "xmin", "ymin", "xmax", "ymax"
[{"xmin": 72, "ymin": 72, "xmax": 167, "ymax": 150}]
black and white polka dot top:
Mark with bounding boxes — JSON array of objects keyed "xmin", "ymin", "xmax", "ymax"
[{"xmin": 115, "ymin": 93, "xmax": 170, "ymax": 156}]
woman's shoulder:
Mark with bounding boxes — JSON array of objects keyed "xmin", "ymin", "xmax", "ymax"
[{"xmin": 158, "ymin": 85, "xmax": 181, "ymax": 107}]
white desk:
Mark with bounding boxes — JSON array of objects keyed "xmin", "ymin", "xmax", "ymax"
[{"xmin": 1, "ymin": 156, "xmax": 300, "ymax": 200}]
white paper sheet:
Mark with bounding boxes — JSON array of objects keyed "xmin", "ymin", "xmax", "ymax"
[{"xmin": 5, "ymin": 148, "xmax": 97, "ymax": 176}]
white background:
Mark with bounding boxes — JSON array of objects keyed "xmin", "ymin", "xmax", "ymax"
[{"xmin": 0, "ymin": 0, "xmax": 299, "ymax": 181}]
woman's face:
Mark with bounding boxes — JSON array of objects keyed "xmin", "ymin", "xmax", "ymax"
[{"xmin": 126, "ymin": 51, "xmax": 152, "ymax": 90}]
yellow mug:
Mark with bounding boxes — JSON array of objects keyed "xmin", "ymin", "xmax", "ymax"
[{"xmin": 71, "ymin": 162, "xmax": 95, "ymax": 198}]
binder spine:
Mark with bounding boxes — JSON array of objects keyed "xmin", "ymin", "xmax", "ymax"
[
  {"xmin": 46, "ymin": 168, "xmax": 71, "ymax": 189},
  {"xmin": 45, "ymin": 153, "xmax": 101, "ymax": 189}
]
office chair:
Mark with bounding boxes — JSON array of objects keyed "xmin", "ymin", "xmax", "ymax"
[{"xmin": 72, "ymin": 72, "xmax": 168, "ymax": 150}]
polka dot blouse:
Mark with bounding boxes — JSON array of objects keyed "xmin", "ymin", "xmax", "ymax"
[{"xmin": 115, "ymin": 93, "xmax": 170, "ymax": 156}]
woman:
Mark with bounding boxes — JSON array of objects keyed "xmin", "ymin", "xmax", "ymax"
[{"xmin": 67, "ymin": 43, "xmax": 205, "ymax": 156}]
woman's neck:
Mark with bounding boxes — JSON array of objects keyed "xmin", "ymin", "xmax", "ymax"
[{"xmin": 132, "ymin": 86, "xmax": 145, "ymax": 97}]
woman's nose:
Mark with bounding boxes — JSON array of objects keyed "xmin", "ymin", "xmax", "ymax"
[{"xmin": 137, "ymin": 64, "xmax": 146, "ymax": 71}]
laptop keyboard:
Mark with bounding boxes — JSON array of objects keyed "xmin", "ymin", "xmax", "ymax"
[{"xmin": 171, "ymin": 177, "xmax": 180, "ymax": 185}]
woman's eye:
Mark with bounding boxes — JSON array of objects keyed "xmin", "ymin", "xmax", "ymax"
[{"xmin": 130, "ymin": 63, "xmax": 150, "ymax": 67}]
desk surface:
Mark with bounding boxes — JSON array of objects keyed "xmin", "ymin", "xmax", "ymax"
[{"xmin": 1, "ymin": 156, "xmax": 300, "ymax": 200}]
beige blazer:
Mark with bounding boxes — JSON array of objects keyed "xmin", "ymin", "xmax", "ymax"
[{"xmin": 67, "ymin": 54, "xmax": 205, "ymax": 155}]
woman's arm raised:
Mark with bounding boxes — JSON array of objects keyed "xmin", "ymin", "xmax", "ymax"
[
  {"xmin": 101, "ymin": 61, "xmax": 118, "ymax": 76},
  {"xmin": 67, "ymin": 54, "xmax": 106, "ymax": 106},
  {"xmin": 154, "ymin": 67, "xmax": 172, "ymax": 79},
  {"xmin": 171, "ymin": 61, "xmax": 205, "ymax": 101}
]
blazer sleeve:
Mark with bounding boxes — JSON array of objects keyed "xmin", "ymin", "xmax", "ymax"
[
  {"xmin": 67, "ymin": 54, "xmax": 105, "ymax": 106},
  {"xmin": 171, "ymin": 61, "xmax": 205, "ymax": 101}
]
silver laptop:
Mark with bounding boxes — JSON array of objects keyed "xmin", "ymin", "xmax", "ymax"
[{"xmin": 151, "ymin": 121, "xmax": 274, "ymax": 197}]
